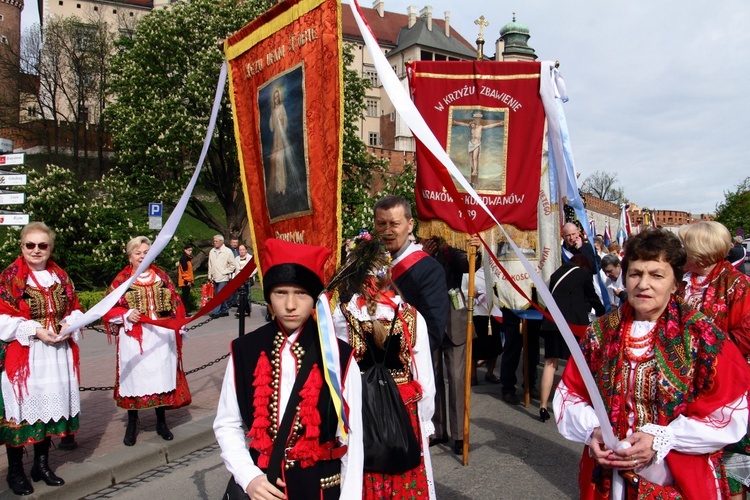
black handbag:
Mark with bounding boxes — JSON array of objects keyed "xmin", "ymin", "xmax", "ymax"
[{"xmin": 360, "ymin": 314, "xmax": 422, "ymax": 474}]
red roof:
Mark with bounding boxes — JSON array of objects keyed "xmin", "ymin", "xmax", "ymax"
[
  {"xmin": 341, "ymin": 4, "xmax": 475, "ymax": 51},
  {"xmin": 111, "ymin": 0, "xmax": 153, "ymax": 8}
]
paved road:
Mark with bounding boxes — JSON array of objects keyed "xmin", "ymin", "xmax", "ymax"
[
  {"xmin": 85, "ymin": 368, "xmax": 582, "ymax": 499},
  {"xmin": 0, "ymin": 307, "xmax": 582, "ymax": 499}
]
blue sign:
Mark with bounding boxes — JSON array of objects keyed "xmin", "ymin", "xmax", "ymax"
[{"xmin": 148, "ymin": 202, "xmax": 163, "ymax": 217}]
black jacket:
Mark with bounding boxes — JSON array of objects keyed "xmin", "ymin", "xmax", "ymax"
[
  {"xmin": 393, "ymin": 255, "xmax": 448, "ymax": 352},
  {"xmin": 542, "ymin": 262, "xmax": 605, "ymax": 331}
]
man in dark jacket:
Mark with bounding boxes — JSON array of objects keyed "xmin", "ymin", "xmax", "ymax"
[
  {"xmin": 561, "ymin": 222, "xmax": 598, "ymax": 269},
  {"xmin": 374, "ymin": 195, "xmax": 448, "ymax": 352}
]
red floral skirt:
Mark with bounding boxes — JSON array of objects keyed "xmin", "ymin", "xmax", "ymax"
[{"xmin": 363, "ymin": 381, "xmax": 429, "ymax": 499}]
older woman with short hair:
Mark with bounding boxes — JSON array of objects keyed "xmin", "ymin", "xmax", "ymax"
[
  {"xmin": 679, "ymin": 220, "xmax": 750, "ymax": 497},
  {"xmin": 555, "ymin": 229, "xmax": 750, "ymax": 498},
  {"xmin": 103, "ymin": 236, "xmax": 190, "ymax": 447},
  {"xmin": 0, "ymin": 222, "xmax": 83, "ymax": 495}
]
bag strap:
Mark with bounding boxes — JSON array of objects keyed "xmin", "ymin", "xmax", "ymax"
[
  {"xmin": 551, "ymin": 266, "xmax": 578, "ymax": 295},
  {"xmin": 266, "ymin": 335, "xmax": 320, "ymax": 485}
]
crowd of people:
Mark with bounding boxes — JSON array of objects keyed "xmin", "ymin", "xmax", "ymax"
[{"xmin": 2, "ymin": 201, "xmax": 749, "ymax": 499}]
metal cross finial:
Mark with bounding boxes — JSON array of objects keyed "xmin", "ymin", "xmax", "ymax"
[{"xmin": 474, "ymin": 15, "xmax": 489, "ymax": 40}]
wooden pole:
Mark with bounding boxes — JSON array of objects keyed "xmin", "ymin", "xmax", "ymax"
[{"xmin": 462, "ymin": 250, "xmax": 476, "ymax": 465}]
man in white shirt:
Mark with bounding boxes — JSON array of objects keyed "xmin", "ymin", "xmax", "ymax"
[
  {"xmin": 214, "ymin": 238, "xmax": 363, "ymax": 499},
  {"xmin": 208, "ymin": 235, "xmax": 236, "ymax": 318}
]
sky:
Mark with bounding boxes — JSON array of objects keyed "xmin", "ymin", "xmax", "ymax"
[
  {"xmin": 22, "ymin": 1, "xmax": 750, "ymax": 214},
  {"xmin": 347, "ymin": 0, "xmax": 750, "ymax": 215}
]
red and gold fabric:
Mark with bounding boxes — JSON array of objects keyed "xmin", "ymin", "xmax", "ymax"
[
  {"xmin": 680, "ymin": 260, "xmax": 750, "ymax": 492},
  {"xmin": 224, "ymin": 0, "xmax": 343, "ymax": 283},
  {"xmin": 407, "ymin": 61, "xmax": 546, "ymax": 233}
]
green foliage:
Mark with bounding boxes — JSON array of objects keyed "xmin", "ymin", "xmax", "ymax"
[
  {"xmin": 107, "ymin": 0, "xmax": 274, "ymax": 236},
  {"xmin": 340, "ymin": 43, "xmax": 389, "ymax": 239},
  {"xmin": 0, "ymin": 164, "xmax": 184, "ymax": 289},
  {"xmin": 715, "ymin": 177, "xmax": 750, "ymax": 236},
  {"xmin": 76, "ymin": 290, "xmax": 106, "ymax": 311}
]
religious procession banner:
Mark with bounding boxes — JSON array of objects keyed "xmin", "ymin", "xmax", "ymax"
[
  {"xmin": 224, "ymin": 0, "xmax": 343, "ymax": 280},
  {"xmin": 407, "ymin": 61, "xmax": 546, "ymax": 232},
  {"xmin": 408, "ymin": 61, "xmax": 558, "ymax": 309}
]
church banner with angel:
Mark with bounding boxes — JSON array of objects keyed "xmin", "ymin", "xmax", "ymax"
[{"xmin": 224, "ymin": 0, "xmax": 343, "ymax": 279}]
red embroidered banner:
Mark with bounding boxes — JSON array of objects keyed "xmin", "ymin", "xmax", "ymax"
[
  {"xmin": 407, "ymin": 61, "xmax": 545, "ymax": 232},
  {"xmin": 224, "ymin": 0, "xmax": 342, "ymax": 280}
]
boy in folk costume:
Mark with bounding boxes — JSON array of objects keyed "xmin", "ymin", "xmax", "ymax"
[{"xmin": 214, "ymin": 239, "xmax": 363, "ymax": 499}]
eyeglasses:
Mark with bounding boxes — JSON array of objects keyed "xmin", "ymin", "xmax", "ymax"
[{"xmin": 23, "ymin": 242, "xmax": 50, "ymax": 250}]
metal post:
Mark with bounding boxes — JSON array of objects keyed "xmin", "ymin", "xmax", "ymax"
[{"xmin": 238, "ymin": 282, "xmax": 247, "ymax": 337}]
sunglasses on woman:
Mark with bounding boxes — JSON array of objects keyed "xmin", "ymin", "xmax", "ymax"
[{"xmin": 23, "ymin": 242, "xmax": 50, "ymax": 250}]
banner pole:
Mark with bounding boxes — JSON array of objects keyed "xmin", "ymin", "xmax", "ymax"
[{"xmin": 462, "ymin": 248, "xmax": 476, "ymax": 465}]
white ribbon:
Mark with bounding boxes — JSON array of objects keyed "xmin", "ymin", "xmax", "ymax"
[
  {"xmin": 64, "ymin": 62, "xmax": 229, "ymax": 333},
  {"xmin": 348, "ymin": 0, "xmax": 617, "ymax": 450}
]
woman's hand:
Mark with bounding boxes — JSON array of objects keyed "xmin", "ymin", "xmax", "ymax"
[
  {"xmin": 128, "ymin": 310, "xmax": 142, "ymax": 324},
  {"xmin": 246, "ymin": 475, "xmax": 286, "ymax": 499},
  {"xmin": 588, "ymin": 427, "xmax": 614, "ymax": 468},
  {"xmin": 35, "ymin": 327, "xmax": 61, "ymax": 345},
  {"xmin": 610, "ymin": 431, "xmax": 656, "ymax": 470},
  {"xmin": 57, "ymin": 322, "xmax": 72, "ymax": 341}
]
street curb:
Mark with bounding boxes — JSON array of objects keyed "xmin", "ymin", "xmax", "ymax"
[{"xmin": 26, "ymin": 414, "xmax": 219, "ymax": 500}]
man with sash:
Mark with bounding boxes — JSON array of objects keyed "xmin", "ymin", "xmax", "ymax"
[
  {"xmin": 373, "ymin": 195, "xmax": 449, "ymax": 353},
  {"xmin": 213, "ymin": 239, "xmax": 363, "ymax": 499}
]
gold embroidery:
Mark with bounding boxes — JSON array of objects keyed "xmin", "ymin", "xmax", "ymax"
[
  {"xmin": 342, "ymin": 304, "xmax": 418, "ymax": 383},
  {"xmin": 631, "ymin": 358, "xmax": 659, "ymax": 429},
  {"xmin": 125, "ymin": 281, "xmax": 173, "ymax": 315},
  {"xmin": 25, "ymin": 282, "xmax": 67, "ymax": 334}
]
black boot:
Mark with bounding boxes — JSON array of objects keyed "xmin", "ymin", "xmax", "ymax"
[
  {"xmin": 58, "ymin": 434, "xmax": 77, "ymax": 451},
  {"xmin": 123, "ymin": 410, "xmax": 138, "ymax": 446},
  {"xmin": 30, "ymin": 438, "xmax": 64, "ymax": 486},
  {"xmin": 155, "ymin": 407, "xmax": 173, "ymax": 441},
  {"xmin": 6, "ymin": 445, "xmax": 33, "ymax": 495}
]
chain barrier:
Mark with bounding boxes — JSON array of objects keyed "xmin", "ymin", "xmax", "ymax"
[{"xmin": 78, "ymin": 315, "xmax": 232, "ymax": 392}]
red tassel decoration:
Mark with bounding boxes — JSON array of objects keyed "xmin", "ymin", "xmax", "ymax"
[
  {"xmin": 248, "ymin": 352, "xmax": 274, "ymax": 466},
  {"xmin": 291, "ymin": 364, "xmax": 323, "ymax": 468}
]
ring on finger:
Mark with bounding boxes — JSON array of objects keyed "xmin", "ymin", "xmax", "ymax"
[{"xmin": 633, "ymin": 458, "xmax": 638, "ymax": 466}]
